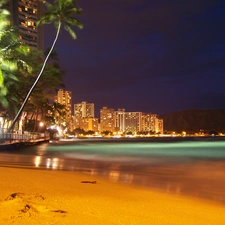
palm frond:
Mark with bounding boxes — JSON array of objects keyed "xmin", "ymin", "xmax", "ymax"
[
  {"xmin": 54, "ymin": 20, "xmax": 60, "ymax": 30},
  {"xmin": 64, "ymin": 7, "xmax": 83, "ymax": 16},
  {"xmin": 3, "ymin": 72, "xmax": 18, "ymax": 82},
  {"xmin": 45, "ymin": 1, "xmax": 54, "ymax": 10},
  {"xmin": 0, "ymin": 98, "xmax": 9, "ymax": 108},
  {"xmin": 64, "ymin": 23, "xmax": 76, "ymax": 39},
  {"xmin": 57, "ymin": 0, "xmax": 73, "ymax": 10},
  {"xmin": 37, "ymin": 13, "xmax": 57, "ymax": 25},
  {"xmin": 65, "ymin": 17, "xmax": 83, "ymax": 29}
]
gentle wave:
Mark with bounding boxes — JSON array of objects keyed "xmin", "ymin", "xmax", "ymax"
[{"xmin": 41, "ymin": 137, "xmax": 225, "ymax": 162}]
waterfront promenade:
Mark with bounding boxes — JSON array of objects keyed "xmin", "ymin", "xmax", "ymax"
[{"xmin": 0, "ymin": 130, "xmax": 50, "ymax": 147}]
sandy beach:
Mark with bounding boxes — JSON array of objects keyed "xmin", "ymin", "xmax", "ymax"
[{"xmin": 0, "ymin": 165, "xmax": 225, "ymax": 225}]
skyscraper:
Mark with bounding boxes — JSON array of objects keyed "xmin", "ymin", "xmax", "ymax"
[
  {"xmin": 125, "ymin": 112, "xmax": 142, "ymax": 133},
  {"xmin": 142, "ymin": 113, "xmax": 164, "ymax": 134},
  {"xmin": 155, "ymin": 118, "xmax": 163, "ymax": 134},
  {"xmin": 74, "ymin": 101, "xmax": 94, "ymax": 118},
  {"xmin": 114, "ymin": 108, "xmax": 125, "ymax": 133},
  {"xmin": 142, "ymin": 113, "xmax": 158, "ymax": 132},
  {"xmin": 100, "ymin": 106, "xmax": 115, "ymax": 133},
  {"xmin": 55, "ymin": 89, "xmax": 72, "ymax": 121},
  {"xmin": 7, "ymin": 0, "xmax": 44, "ymax": 50},
  {"xmin": 73, "ymin": 102, "xmax": 98, "ymax": 132}
]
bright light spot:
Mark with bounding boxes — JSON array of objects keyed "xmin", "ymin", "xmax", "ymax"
[
  {"xmin": 52, "ymin": 158, "xmax": 59, "ymax": 169},
  {"xmin": 46, "ymin": 158, "xmax": 51, "ymax": 168},
  {"xmin": 34, "ymin": 156, "xmax": 41, "ymax": 167},
  {"xmin": 109, "ymin": 171, "xmax": 120, "ymax": 182}
]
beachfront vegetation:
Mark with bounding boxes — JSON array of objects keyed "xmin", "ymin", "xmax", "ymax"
[
  {"xmin": 0, "ymin": 1, "xmax": 73, "ymax": 132},
  {"xmin": 0, "ymin": 0, "xmax": 30, "ymax": 109},
  {"xmin": 1, "ymin": 45, "xmax": 66, "ymax": 131},
  {"xmin": 8, "ymin": 0, "xmax": 83, "ymax": 131}
]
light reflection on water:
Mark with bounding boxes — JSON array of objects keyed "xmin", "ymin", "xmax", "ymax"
[
  {"xmin": 1, "ymin": 137, "xmax": 225, "ymax": 204},
  {"xmin": 34, "ymin": 156, "xmax": 64, "ymax": 170}
]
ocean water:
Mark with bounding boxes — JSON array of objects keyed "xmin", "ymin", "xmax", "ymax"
[
  {"xmin": 47, "ymin": 137, "xmax": 225, "ymax": 161},
  {"xmin": 1, "ymin": 136, "xmax": 225, "ymax": 203}
]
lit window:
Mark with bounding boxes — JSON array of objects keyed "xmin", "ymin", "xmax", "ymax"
[{"xmin": 27, "ymin": 20, "xmax": 34, "ymax": 26}]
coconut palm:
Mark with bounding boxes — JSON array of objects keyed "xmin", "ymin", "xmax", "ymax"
[{"xmin": 8, "ymin": 0, "xmax": 83, "ymax": 131}]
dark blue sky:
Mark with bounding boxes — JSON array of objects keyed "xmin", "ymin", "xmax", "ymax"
[{"xmin": 44, "ymin": 0, "xmax": 225, "ymax": 116}]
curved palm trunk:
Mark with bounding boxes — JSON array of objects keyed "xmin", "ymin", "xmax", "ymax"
[{"xmin": 8, "ymin": 22, "xmax": 62, "ymax": 132}]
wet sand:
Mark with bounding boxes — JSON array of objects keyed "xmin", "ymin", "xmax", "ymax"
[
  {"xmin": 1, "ymin": 164, "xmax": 225, "ymax": 225},
  {"xmin": 1, "ymin": 152, "xmax": 225, "ymax": 204}
]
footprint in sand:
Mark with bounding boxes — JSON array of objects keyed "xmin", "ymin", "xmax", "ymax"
[{"xmin": 0, "ymin": 192, "xmax": 67, "ymax": 218}]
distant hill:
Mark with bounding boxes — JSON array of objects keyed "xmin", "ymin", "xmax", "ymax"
[{"xmin": 160, "ymin": 109, "xmax": 225, "ymax": 133}]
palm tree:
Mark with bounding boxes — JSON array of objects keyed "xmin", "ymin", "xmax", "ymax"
[{"xmin": 8, "ymin": 0, "xmax": 83, "ymax": 131}]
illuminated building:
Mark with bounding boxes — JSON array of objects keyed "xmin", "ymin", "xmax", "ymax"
[
  {"xmin": 73, "ymin": 102, "xmax": 98, "ymax": 132},
  {"xmin": 155, "ymin": 118, "xmax": 164, "ymax": 134},
  {"xmin": 142, "ymin": 113, "xmax": 157, "ymax": 132},
  {"xmin": 74, "ymin": 101, "xmax": 94, "ymax": 118},
  {"xmin": 7, "ymin": 0, "xmax": 44, "ymax": 50},
  {"xmin": 74, "ymin": 117, "xmax": 99, "ymax": 132},
  {"xmin": 100, "ymin": 106, "xmax": 115, "ymax": 133},
  {"xmin": 55, "ymin": 89, "xmax": 72, "ymax": 123},
  {"xmin": 142, "ymin": 113, "xmax": 164, "ymax": 134},
  {"xmin": 125, "ymin": 112, "xmax": 142, "ymax": 133},
  {"xmin": 114, "ymin": 108, "xmax": 125, "ymax": 133}
]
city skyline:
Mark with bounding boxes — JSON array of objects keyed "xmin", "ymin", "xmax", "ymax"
[
  {"xmin": 71, "ymin": 101, "xmax": 163, "ymax": 134},
  {"xmin": 55, "ymin": 90, "xmax": 163, "ymax": 133},
  {"xmin": 44, "ymin": 0, "xmax": 225, "ymax": 116},
  {"xmin": 66, "ymin": 98, "xmax": 162, "ymax": 119}
]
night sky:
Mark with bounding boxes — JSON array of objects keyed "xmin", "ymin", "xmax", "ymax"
[{"xmin": 44, "ymin": 0, "xmax": 225, "ymax": 117}]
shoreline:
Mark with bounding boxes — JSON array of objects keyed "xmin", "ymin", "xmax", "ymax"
[
  {"xmin": 0, "ymin": 165, "xmax": 225, "ymax": 224},
  {"xmin": 1, "ymin": 152, "xmax": 225, "ymax": 205}
]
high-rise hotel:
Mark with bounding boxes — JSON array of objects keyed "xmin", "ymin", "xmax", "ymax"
[
  {"xmin": 100, "ymin": 107, "xmax": 115, "ymax": 133},
  {"xmin": 6, "ymin": 0, "xmax": 44, "ymax": 50},
  {"xmin": 99, "ymin": 106, "xmax": 164, "ymax": 134},
  {"xmin": 74, "ymin": 101, "xmax": 94, "ymax": 118},
  {"xmin": 125, "ymin": 112, "xmax": 142, "ymax": 133},
  {"xmin": 74, "ymin": 102, "xmax": 98, "ymax": 132},
  {"xmin": 55, "ymin": 89, "xmax": 72, "ymax": 122}
]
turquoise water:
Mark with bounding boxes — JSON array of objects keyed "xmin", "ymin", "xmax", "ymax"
[{"xmin": 43, "ymin": 137, "xmax": 225, "ymax": 162}]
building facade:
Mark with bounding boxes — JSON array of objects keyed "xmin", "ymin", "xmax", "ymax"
[
  {"xmin": 141, "ymin": 113, "xmax": 164, "ymax": 134},
  {"xmin": 99, "ymin": 107, "xmax": 164, "ymax": 135},
  {"xmin": 8, "ymin": 0, "xmax": 44, "ymax": 50},
  {"xmin": 55, "ymin": 89, "xmax": 72, "ymax": 123},
  {"xmin": 114, "ymin": 108, "xmax": 125, "ymax": 133},
  {"xmin": 125, "ymin": 112, "xmax": 142, "ymax": 133},
  {"xmin": 155, "ymin": 118, "xmax": 164, "ymax": 134},
  {"xmin": 142, "ymin": 113, "xmax": 157, "ymax": 132},
  {"xmin": 100, "ymin": 106, "xmax": 115, "ymax": 133},
  {"xmin": 74, "ymin": 101, "xmax": 94, "ymax": 118},
  {"xmin": 74, "ymin": 117, "xmax": 99, "ymax": 133}
]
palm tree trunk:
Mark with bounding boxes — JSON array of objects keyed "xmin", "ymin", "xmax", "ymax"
[
  {"xmin": 33, "ymin": 108, "xmax": 39, "ymax": 132},
  {"xmin": 8, "ymin": 22, "xmax": 62, "ymax": 132}
]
